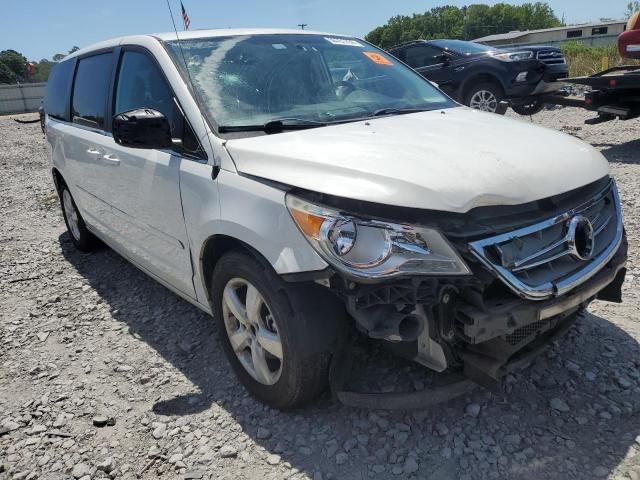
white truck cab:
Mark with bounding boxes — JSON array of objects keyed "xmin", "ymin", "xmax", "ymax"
[{"xmin": 44, "ymin": 29, "xmax": 627, "ymax": 408}]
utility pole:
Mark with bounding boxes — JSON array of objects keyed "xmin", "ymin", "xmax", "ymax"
[{"xmin": 298, "ymin": 23, "xmax": 307, "ymax": 30}]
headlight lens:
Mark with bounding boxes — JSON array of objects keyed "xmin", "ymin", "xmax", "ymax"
[
  {"xmin": 286, "ymin": 195, "xmax": 471, "ymax": 278},
  {"xmin": 492, "ymin": 51, "xmax": 534, "ymax": 62}
]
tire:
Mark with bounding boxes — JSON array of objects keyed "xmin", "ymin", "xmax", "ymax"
[
  {"xmin": 211, "ymin": 250, "xmax": 347, "ymax": 409},
  {"xmin": 464, "ymin": 82, "xmax": 505, "ymax": 114},
  {"xmin": 511, "ymin": 98, "xmax": 546, "ymax": 116},
  {"xmin": 59, "ymin": 185, "xmax": 99, "ymax": 252}
]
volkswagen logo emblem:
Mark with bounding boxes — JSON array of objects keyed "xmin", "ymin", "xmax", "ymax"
[{"xmin": 567, "ymin": 215, "xmax": 595, "ymax": 261}]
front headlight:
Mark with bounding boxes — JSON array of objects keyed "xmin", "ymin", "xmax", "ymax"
[
  {"xmin": 286, "ymin": 195, "xmax": 471, "ymax": 279},
  {"xmin": 492, "ymin": 51, "xmax": 534, "ymax": 62}
]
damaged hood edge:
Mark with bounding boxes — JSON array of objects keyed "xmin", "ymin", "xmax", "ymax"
[{"xmin": 224, "ymin": 108, "xmax": 609, "ymax": 214}]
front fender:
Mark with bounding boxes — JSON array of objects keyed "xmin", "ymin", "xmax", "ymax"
[
  {"xmin": 214, "ymin": 171, "xmax": 328, "ymax": 274},
  {"xmin": 179, "ymin": 163, "xmax": 328, "ymax": 303}
]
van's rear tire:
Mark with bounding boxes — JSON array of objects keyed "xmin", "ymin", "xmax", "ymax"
[
  {"xmin": 59, "ymin": 186, "xmax": 99, "ymax": 252},
  {"xmin": 211, "ymin": 250, "xmax": 347, "ymax": 409}
]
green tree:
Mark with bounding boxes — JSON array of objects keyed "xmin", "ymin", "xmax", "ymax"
[
  {"xmin": 0, "ymin": 49, "xmax": 27, "ymax": 82},
  {"xmin": 626, "ymin": 1, "xmax": 640, "ymax": 17},
  {"xmin": 517, "ymin": 2, "xmax": 562, "ymax": 29},
  {"xmin": 0, "ymin": 46, "xmax": 80, "ymax": 84},
  {"xmin": 365, "ymin": 2, "xmax": 562, "ymax": 48},
  {"xmin": 32, "ymin": 59, "xmax": 55, "ymax": 83},
  {"xmin": 0, "ymin": 62, "xmax": 16, "ymax": 84},
  {"xmin": 52, "ymin": 46, "xmax": 81, "ymax": 63}
]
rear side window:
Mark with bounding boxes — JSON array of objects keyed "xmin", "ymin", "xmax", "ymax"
[
  {"xmin": 404, "ymin": 45, "xmax": 442, "ymax": 68},
  {"xmin": 44, "ymin": 60, "xmax": 73, "ymax": 120},
  {"xmin": 72, "ymin": 53, "xmax": 113, "ymax": 130}
]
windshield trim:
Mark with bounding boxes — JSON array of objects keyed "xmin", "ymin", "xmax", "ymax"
[
  {"xmin": 218, "ymin": 103, "xmax": 461, "ymax": 136},
  {"xmin": 161, "ymin": 34, "xmax": 457, "ymax": 139},
  {"xmin": 218, "ymin": 105, "xmax": 456, "ymax": 134}
]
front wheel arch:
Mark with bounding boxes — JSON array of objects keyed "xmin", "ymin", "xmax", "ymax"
[
  {"xmin": 52, "ymin": 167, "xmax": 66, "ymax": 194},
  {"xmin": 199, "ymin": 234, "xmax": 271, "ymax": 311},
  {"xmin": 461, "ymin": 74, "xmax": 505, "ymax": 102}
]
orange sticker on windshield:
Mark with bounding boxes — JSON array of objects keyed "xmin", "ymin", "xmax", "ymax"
[{"xmin": 363, "ymin": 51, "xmax": 393, "ymax": 65}]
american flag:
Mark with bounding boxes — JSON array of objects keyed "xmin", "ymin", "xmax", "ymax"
[{"xmin": 181, "ymin": 1, "xmax": 191, "ymax": 30}]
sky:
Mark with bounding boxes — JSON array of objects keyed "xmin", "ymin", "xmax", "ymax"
[{"xmin": 1, "ymin": 0, "xmax": 631, "ymax": 61}]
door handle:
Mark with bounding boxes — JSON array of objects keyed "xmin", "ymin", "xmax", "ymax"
[
  {"xmin": 86, "ymin": 148, "xmax": 101, "ymax": 155},
  {"xmin": 102, "ymin": 154, "xmax": 120, "ymax": 166}
]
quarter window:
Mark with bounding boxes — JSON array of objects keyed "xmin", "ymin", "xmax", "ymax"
[
  {"xmin": 71, "ymin": 53, "xmax": 113, "ymax": 130},
  {"xmin": 44, "ymin": 60, "xmax": 73, "ymax": 121}
]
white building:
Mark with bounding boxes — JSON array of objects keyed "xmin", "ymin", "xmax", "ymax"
[{"xmin": 473, "ymin": 20, "xmax": 627, "ymax": 48}]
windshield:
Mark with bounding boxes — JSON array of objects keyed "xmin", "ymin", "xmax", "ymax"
[
  {"xmin": 165, "ymin": 34, "xmax": 455, "ymax": 130},
  {"xmin": 429, "ymin": 39, "xmax": 496, "ymax": 54}
]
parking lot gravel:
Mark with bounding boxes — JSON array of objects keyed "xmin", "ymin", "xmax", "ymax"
[{"xmin": 1, "ymin": 108, "xmax": 640, "ymax": 480}]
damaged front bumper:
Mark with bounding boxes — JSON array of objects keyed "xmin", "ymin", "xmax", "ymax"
[
  {"xmin": 285, "ymin": 177, "xmax": 627, "ymax": 408},
  {"xmin": 330, "ymin": 178, "xmax": 627, "ymax": 396},
  {"xmin": 458, "ymin": 240, "xmax": 626, "ymax": 387},
  {"xmin": 330, "ymin": 237, "xmax": 626, "ymax": 408}
]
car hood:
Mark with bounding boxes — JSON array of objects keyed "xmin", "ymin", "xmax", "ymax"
[{"xmin": 224, "ymin": 107, "xmax": 609, "ymax": 213}]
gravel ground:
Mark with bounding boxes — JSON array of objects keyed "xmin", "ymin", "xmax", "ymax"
[{"xmin": 1, "ymin": 108, "xmax": 640, "ymax": 480}]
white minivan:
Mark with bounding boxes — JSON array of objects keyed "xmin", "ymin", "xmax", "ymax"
[{"xmin": 44, "ymin": 29, "xmax": 627, "ymax": 408}]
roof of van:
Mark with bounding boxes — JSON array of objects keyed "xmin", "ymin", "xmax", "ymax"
[
  {"xmin": 65, "ymin": 28, "xmax": 349, "ymax": 60},
  {"xmin": 155, "ymin": 28, "xmax": 340, "ymax": 40}
]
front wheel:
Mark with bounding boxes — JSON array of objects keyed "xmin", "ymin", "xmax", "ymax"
[
  {"xmin": 211, "ymin": 251, "xmax": 347, "ymax": 409},
  {"xmin": 464, "ymin": 83, "xmax": 505, "ymax": 114}
]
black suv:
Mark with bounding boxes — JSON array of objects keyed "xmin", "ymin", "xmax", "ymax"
[{"xmin": 388, "ymin": 39, "xmax": 568, "ymax": 115}]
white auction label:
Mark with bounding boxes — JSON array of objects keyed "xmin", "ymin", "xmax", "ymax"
[{"xmin": 324, "ymin": 37, "xmax": 364, "ymax": 47}]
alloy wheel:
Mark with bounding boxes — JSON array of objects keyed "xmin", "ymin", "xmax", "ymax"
[
  {"xmin": 469, "ymin": 90, "xmax": 498, "ymax": 113},
  {"xmin": 222, "ymin": 278, "xmax": 283, "ymax": 385}
]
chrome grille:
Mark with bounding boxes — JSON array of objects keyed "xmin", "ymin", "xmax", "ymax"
[
  {"xmin": 469, "ymin": 180, "xmax": 623, "ymax": 300},
  {"xmin": 536, "ymin": 50, "xmax": 566, "ymax": 65}
]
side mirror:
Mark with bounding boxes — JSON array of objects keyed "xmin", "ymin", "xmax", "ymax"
[
  {"xmin": 435, "ymin": 53, "xmax": 451, "ymax": 65},
  {"xmin": 112, "ymin": 108, "xmax": 172, "ymax": 149}
]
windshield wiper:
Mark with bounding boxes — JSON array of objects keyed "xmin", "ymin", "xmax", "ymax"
[
  {"xmin": 218, "ymin": 118, "xmax": 328, "ymax": 134},
  {"xmin": 218, "ymin": 110, "xmax": 433, "ymax": 134},
  {"xmin": 370, "ymin": 107, "xmax": 432, "ymax": 117}
]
